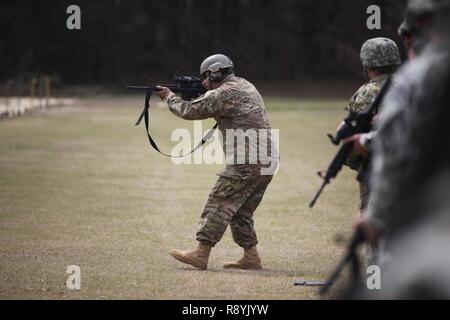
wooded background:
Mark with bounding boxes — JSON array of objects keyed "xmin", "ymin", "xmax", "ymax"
[{"xmin": 1, "ymin": 0, "xmax": 406, "ymax": 87}]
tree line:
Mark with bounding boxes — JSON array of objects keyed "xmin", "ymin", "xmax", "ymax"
[{"xmin": 0, "ymin": 0, "xmax": 406, "ymax": 86}]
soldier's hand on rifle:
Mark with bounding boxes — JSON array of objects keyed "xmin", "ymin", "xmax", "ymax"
[
  {"xmin": 343, "ymin": 134, "xmax": 369, "ymax": 157},
  {"xmin": 155, "ymin": 86, "xmax": 172, "ymax": 101},
  {"xmin": 354, "ymin": 216, "xmax": 382, "ymax": 246}
]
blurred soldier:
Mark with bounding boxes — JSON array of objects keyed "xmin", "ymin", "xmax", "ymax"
[
  {"xmin": 355, "ymin": 0, "xmax": 450, "ymax": 298},
  {"xmin": 155, "ymin": 54, "xmax": 277, "ymax": 270}
]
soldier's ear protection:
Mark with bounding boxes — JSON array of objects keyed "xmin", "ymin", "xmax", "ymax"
[
  {"xmin": 202, "ymin": 70, "xmax": 225, "ymax": 83},
  {"xmin": 209, "ymin": 71, "xmax": 225, "ymax": 82},
  {"xmin": 202, "ymin": 68, "xmax": 233, "ymax": 83}
]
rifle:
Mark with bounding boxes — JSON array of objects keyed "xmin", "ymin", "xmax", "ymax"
[
  {"xmin": 319, "ymin": 228, "xmax": 365, "ymax": 296},
  {"xmin": 309, "ymin": 77, "xmax": 392, "ymax": 208},
  {"xmin": 126, "ymin": 75, "xmax": 206, "ymax": 101},
  {"xmin": 127, "ymin": 75, "xmax": 217, "ymax": 158}
]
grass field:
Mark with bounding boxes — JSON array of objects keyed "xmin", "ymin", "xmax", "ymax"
[{"xmin": 0, "ymin": 96, "xmax": 361, "ymax": 299}]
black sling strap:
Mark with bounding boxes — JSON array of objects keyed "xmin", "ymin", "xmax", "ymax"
[{"xmin": 134, "ymin": 87, "xmax": 218, "ymax": 158}]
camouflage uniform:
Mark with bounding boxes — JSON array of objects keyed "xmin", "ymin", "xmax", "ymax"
[
  {"xmin": 345, "ymin": 74, "xmax": 389, "ymax": 213},
  {"xmin": 347, "ymin": 75, "xmax": 390, "ymax": 115},
  {"xmin": 343, "ymin": 37, "xmax": 400, "ymax": 216},
  {"xmin": 343, "ymin": 38, "xmax": 400, "ymax": 267},
  {"xmin": 165, "ymin": 75, "xmax": 276, "ymax": 248}
]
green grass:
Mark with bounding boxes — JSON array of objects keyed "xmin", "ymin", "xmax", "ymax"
[{"xmin": 0, "ymin": 96, "xmax": 360, "ymax": 299}]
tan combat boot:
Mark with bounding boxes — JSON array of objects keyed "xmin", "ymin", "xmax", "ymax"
[
  {"xmin": 171, "ymin": 242, "xmax": 212, "ymax": 270},
  {"xmin": 223, "ymin": 246, "xmax": 262, "ymax": 270}
]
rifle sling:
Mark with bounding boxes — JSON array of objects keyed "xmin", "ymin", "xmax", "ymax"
[{"xmin": 135, "ymin": 89, "xmax": 218, "ymax": 158}]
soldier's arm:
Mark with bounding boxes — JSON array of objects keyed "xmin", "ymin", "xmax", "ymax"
[{"xmin": 165, "ymin": 90, "xmax": 222, "ymax": 120}]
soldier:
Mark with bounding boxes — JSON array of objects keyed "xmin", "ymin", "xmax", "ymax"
[
  {"xmin": 340, "ymin": 38, "xmax": 401, "ymax": 216},
  {"xmin": 155, "ymin": 54, "xmax": 277, "ymax": 270},
  {"xmin": 338, "ymin": 38, "xmax": 400, "ymax": 266},
  {"xmin": 354, "ymin": 0, "xmax": 450, "ymax": 298}
]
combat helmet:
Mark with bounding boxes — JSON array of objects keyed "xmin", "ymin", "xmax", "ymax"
[
  {"xmin": 200, "ymin": 54, "xmax": 234, "ymax": 82},
  {"xmin": 360, "ymin": 37, "xmax": 401, "ymax": 70}
]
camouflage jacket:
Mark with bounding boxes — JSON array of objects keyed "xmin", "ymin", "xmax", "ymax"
[
  {"xmin": 344, "ymin": 74, "xmax": 389, "ymax": 171},
  {"xmin": 347, "ymin": 74, "xmax": 390, "ymax": 113},
  {"xmin": 165, "ymin": 76, "xmax": 277, "ymax": 167}
]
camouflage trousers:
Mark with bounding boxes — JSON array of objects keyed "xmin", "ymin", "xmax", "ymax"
[
  {"xmin": 359, "ymin": 181, "xmax": 380, "ymax": 266},
  {"xmin": 196, "ymin": 164, "xmax": 273, "ymax": 248}
]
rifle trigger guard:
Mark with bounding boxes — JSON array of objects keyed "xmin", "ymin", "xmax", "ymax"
[{"xmin": 317, "ymin": 171, "xmax": 325, "ymax": 179}]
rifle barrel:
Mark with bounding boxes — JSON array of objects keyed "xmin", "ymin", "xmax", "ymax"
[
  {"xmin": 126, "ymin": 85, "xmax": 204, "ymax": 92},
  {"xmin": 309, "ymin": 180, "xmax": 328, "ymax": 208},
  {"xmin": 126, "ymin": 86, "xmax": 151, "ymax": 90}
]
